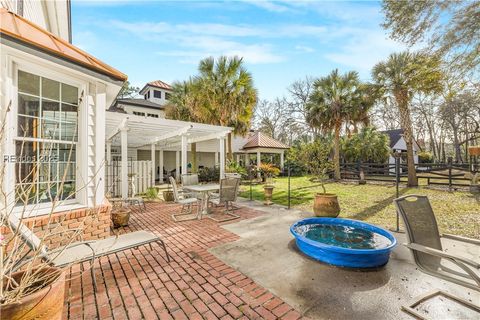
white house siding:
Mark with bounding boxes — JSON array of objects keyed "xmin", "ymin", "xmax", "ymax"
[
  {"xmin": 0, "ymin": 0, "xmax": 70, "ymax": 41},
  {"xmin": 0, "ymin": 44, "xmax": 119, "ymax": 216},
  {"xmin": 119, "ymin": 103, "xmax": 165, "ymax": 118}
]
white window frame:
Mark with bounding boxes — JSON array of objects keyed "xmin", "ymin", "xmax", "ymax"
[{"xmin": 5, "ymin": 55, "xmax": 88, "ymax": 214}]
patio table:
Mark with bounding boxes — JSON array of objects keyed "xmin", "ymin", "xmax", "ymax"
[{"xmin": 183, "ymin": 184, "xmax": 220, "ymax": 219}]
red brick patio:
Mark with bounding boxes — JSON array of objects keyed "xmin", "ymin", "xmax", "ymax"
[{"xmin": 63, "ymin": 202, "xmax": 307, "ymax": 320}]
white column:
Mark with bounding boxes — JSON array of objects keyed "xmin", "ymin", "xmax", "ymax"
[
  {"xmin": 181, "ymin": 134, "xmax": 188, "ymax": 177},
  {"xmin": 219, "ymin": 137, "xmax": 225, "ymax": 179},
  {"xmin": 106, "ymin": 141, "xmax": 112, "ymax": 196},
  {"xmin": 236, "ymin": 154, "xmax": 240, "ymax": 164},
  {"xmin": 175, "ymin": 151, "xmax": 180, "ymax": 182},
  {"xmin": 151, "ymin": 143, "xmax": 156, "ymax": 186},
  {"xmin": 159, "ymin": 149, "xmax": 164, "ymax": 183},
  {"xmin": 121, "ymin": 128, "xmax": 128, "ymax": 199},
  {"xmin": 257, "ymin": 150, "xmax": 261, "ymax": 178},
  {"xmin": 215, "ymin": 152, "xmax": 219, "ymax": 166},
  {"xmin": 280, "ymin": 151, "xmax": 285, "ymax": 171}
]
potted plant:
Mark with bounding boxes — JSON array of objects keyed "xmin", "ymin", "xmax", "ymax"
[
  {"xmin": 111, "ymin": 202, "xmax": 132, "ymax": 228},
  {"xmin": 163, "ymin": 177, "xmax": 175, "ymax": 202},
  {"xmin": 258, "ymin": 163, "xmax": 280, "ymax": 205},
  {"xmin": 298, "ymin": 140, "xmax": 339, "ymax": 217}
]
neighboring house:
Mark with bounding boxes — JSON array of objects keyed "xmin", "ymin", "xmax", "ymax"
[
  {"xmin": 0, "ymin": 0, "xmax": 126, "ymax": 244},
  {"xmin": 109, "ymin": 80, "xmax": 173, "ymax": 118},
  {"xmin": 382, "ymin": 129, "xmax": 419, "ymax": 166}
]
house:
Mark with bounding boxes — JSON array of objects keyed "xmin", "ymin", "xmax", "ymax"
[
  {"xmin": 107, "ymin": 81, "xmax": 289, "ymax": 192},
  {"xmin": 382, "ymin": 129, "xmax": 419, "ymax": 166},
  {"xmin": 0, "ymin": 1, "xmax": 126, "ymax": 238},
  {"xmin": 109, "ymin": 80, "xmax": 173, "ymax": 118}
]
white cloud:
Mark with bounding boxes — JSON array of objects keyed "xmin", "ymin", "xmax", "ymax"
[
  {"xmin": 295, "ymin": 45, "xmax": 315, "ymax": 53},
  {"xmin": 324, "ymin": 30, "xmax": 406, "ymax": 76},
  {"xmin": 242, "ymin": 0, "xmax": 293, "ymax": 13}
]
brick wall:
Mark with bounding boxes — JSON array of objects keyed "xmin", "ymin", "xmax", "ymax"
[{"xmin": 2, "ymin": 201, "xmax": 112, "ymax": 250}]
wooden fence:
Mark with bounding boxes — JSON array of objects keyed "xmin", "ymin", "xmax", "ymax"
[
  {"xmin": 106, "ymin": 160, "xmax": 153, "ymax": 197},
  {"xmin": 339, "ymin": 161, "xmax": 477, "ymax": 188}
]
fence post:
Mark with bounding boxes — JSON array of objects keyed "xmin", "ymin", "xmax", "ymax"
[
  {"xmin": 448, "ymin": 157, "xmax": 453, "ymax": 191},
  {"xmin": 249, "ymin": 166, "xmax": 253, "ymax": 201},
  {"xmin": 394, "ymin": 151, "xmax": 401, "ymax": 232},
  {"xmin": 288, "ymin": 165, "xmax": 291, "ymax": 210}
]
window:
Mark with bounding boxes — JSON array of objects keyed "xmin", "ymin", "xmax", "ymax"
[
  {"xmin": 133, "ymin": 111, "xmax": 145, "ymax": 116},
  {"xmin": 15, "ymin": 70, "xmax": 78, "ymax": 205},
  {"xmin": 154, "ymin": 90, "xmax": 162, "ymax": 99},
  {"xmin": 147, "ymin": 113, "xmax": 159, "ymax": 118},
  {"xmin": 165, "ymin": 92, "xmax": 171, "ymax": 100}
]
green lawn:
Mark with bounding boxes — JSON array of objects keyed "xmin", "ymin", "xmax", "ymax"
[{"xmin": 239, "ymin": 176, "xmax": 479, "ymax": 239}]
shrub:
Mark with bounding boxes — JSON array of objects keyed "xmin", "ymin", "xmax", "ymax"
[
  {"xmin": 198, "ymin": 166, "xmax": 220, "ymax": 182},
  {"xmin": 418, "ymin": 151, "xmax": 434, "ymax": 163},
  {"xmin": 226, "ymin": 160, "xmax": 247, "ymax": 177},
  {"xmin": 145, "ymin": 187, "xmax": 158, "ymax": 200}
]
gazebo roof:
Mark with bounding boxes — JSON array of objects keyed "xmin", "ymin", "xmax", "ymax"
[{"xmin": 242, "ymin": 132, "xmax": 289, "ymax": 150}]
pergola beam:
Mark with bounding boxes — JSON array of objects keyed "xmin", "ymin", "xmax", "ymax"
[
  {"xmin": 188, "ymin": 131, "xmax": 230, "ymax": 144},
  {"xmin": 106, "ymin": 116, "xmax": 129, "ymax": 142},
  {"xmin": 150, "ymin": 125, "xmax": 192, "ymax": 145}
]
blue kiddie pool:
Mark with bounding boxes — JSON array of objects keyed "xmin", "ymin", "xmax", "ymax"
[{"xmin": 290, "ymin": 218, "xmax": 397, "ymax": 268}]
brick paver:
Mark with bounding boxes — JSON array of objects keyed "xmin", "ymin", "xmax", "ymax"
[{"xmin": 63, "ymin": 202, "xmax": 307, "ymax": 319}]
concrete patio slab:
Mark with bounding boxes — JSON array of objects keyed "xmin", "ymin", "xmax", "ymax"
[{"xmin": 210, "ymin": 199, "xmax": 480, "ymax": 320}]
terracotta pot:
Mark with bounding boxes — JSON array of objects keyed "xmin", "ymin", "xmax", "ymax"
[
  {"xmin": 111, "ymin": 208, "xmax": 131, "ymax": 227},
  {"xmin": 163, "ymin": 190, "xmax": 174, "ymax": 202},
  {"xmin": 263, "ymin": 185, "xmax": 274, "ymax": 206},
  {"xmin": 313, "ymin": 193, "xmax": 340, "ymax": 217},
  {"xmin": 468, "ymin": 146, "xmax": 480, "ymax": 156},
  {"xmin": 1, "ymin": 267, "xmax": 65, "ymax": 320}
]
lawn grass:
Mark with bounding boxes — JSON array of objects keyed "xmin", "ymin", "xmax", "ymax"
[{"xmin": 239, "ymin": 176, "xmax": 479, "ymax": 239}]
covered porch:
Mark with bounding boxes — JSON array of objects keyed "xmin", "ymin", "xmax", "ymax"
[{"xmin": 105, "ymin": 112, "xmax": 231, "ymax": 199}]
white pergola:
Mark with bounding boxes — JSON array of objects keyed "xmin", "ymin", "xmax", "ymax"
[{"xmin": 106, "ymin": 112, "xmax": 232, "ymax": 199}]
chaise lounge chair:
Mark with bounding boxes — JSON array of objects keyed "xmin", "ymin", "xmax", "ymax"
[
  {"xmin": 394, "ymin": 195, "xmax": 480, "ymax": 319},
  {"xmin": 6, "ymin": 211, "xmax": 170, "ymax": 290}
]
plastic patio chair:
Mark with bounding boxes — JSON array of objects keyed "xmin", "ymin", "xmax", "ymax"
[
  {"xmin": 394, "ymin": 195, "xmax": 480, "ymax": 319},
  {"xmin": 208, "ymin": 177, "xmax": 241, "ymax": 222},
  {"xmin": 170, "ymin": 176, "xmax": 199, "ymax": 221}
]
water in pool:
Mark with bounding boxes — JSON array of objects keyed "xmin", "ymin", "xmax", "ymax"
[{"xmin": 294, "ymin": 223, "xmax": 392, "ymax": 249}]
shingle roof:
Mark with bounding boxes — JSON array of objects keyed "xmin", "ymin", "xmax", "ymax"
[
  {"xmin": 242, "ymin": 132, "xmax": 289, "ymax": 150},
  {"xmin": 381, "ymin": 129, "xmax": 404, "ymax": 148},
  {"xmin": 112, "ymin": 98, "xmax": 166, "ymax": 111},
  {"xmin": 0, "ymin": 8, "xmax": 127, "ymax": 82}
]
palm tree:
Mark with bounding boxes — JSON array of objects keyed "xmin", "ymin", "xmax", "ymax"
[
  {"xmin": 306, "ymin": 69, "xmax": 371, "ymax": 180},
  {"xmin": 372, "ymin": 51, "xmax": 442, "ymax": 186},
  {"xmin": 194, "ymin": 56, "xmax": 257, "ymax": 159}
]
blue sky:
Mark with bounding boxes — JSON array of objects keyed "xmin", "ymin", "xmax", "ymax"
[{"xmin": 72, "ymin": 0, "xmax": 406, "ymax": 100}]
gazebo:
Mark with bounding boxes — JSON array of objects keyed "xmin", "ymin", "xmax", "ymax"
[{"xmin": 236, "ymin": 131, "xmax": 289, "ymax": 171}]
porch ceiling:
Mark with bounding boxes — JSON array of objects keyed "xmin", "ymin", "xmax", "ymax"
[{"xmin": 106, "ymin": 112, "xmax": 232, "ymax": 149}]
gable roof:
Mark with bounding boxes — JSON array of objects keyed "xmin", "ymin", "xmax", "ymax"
[
  {"xmin": 139, "ymin": 80, "xmax": 173, "ymax": 94},
  {"xmin": 242, "ymin": 132, "xmax": 289, "ymax": 150},
  {"xmin": 381, "ymin": 129, "xmax": 404, "ymax": 148},
  {"xmin": 0, "ymin": 8, "xmax": 127, "ymax": 82}
]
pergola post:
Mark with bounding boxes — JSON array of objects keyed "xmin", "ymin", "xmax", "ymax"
[
  {"xmin": 219, "ymin": 137, "xmax": 225, "ymax": 179},
  {"xmin": 175, "ymin": 151, "xmax": 180, "ymax": 182},
  {"xmin": 159, "ymin": 149, "xmax": 164, "ymax": 183},
  {"xmin": 181, "ymin": 134, "xmax": 188, "ymax": 178},
  {"xmin": 280, "ymin": 150, "xmax": 285, "ymax": 171},
  {"xmin": 120, "ymin": 128, "xmax": 128, "ymax": 199},
  {"xmin": 150, "ymin": 143, "xmax": 156, "ymax": 186},
  {"xmin": 257, "ymin": 150, "xmax": 261, "ymax": 179},
  {"xmin": 106, "ymin": 141, "xmax": 112, "ymax": 194}
]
